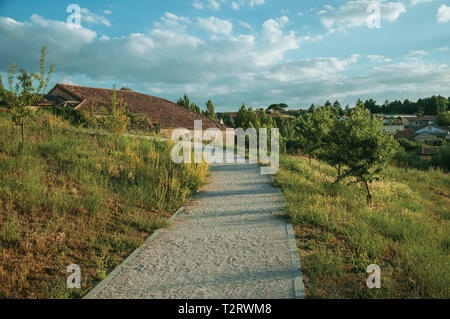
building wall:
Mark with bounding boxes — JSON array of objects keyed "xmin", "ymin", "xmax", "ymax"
[
  {"xmin": 48, "ymin": 87, "xmax": 79, "ymax": 103},
  {"xmin": 383, "ymin": 125, "xmax": 404, "ymax": 133}
]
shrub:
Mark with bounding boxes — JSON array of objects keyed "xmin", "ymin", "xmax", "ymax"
[{"xmin": 0, "ymin": 212, "xmax": 21, "ymax": 245}]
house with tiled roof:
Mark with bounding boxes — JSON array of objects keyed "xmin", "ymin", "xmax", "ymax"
[
  {"xmin": 403, "ymin": 116, "xmax": 436, "ymax": 128},
  {"xmin": 395, "ymin": 125, "xmax": 450, "ymax": 141},
  {"xmin": 43, "ymin": 84, "xmax": 228, "ymax": 134}
]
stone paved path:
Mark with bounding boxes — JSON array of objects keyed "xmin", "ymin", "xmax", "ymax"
[{"xmin": 86, "ymin": 160, "xmax": 304, "ymax": 299}]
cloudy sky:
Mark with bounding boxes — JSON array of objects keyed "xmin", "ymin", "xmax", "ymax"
[{"xmin": 0, "ymin": 0, "xmax": 449, "ymax": 111}]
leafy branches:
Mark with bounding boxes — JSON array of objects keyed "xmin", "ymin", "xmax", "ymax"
[
  {"xmin": 104, "ymin": 85, "xmax": 130, "ymax": 141},
  {"xmin": 297, "ymin": 103, "xmax": 398, "ymax": 203},
  {"xmin": 0, "ymin": 46, "xmax": 55, "ymax": 143}
]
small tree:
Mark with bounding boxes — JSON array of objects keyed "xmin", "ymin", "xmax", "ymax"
[
  {"xmin": 0, "ymin": 47, "xmax": 55, "ymax": 143},
  {"xmin": 204, "ymin": 99, "xmax": 218, "ymax": 121},
  {"xmin": 436, "ymin": 111, "xmax": 450, "ymax": 126},
  {"xmin": 177, "ymin": 93, "xmax": 201, "ymax": 114},
  {"xmin": 104, "ymin": 86, "xmax": 130, "ymax": 143},
  {"xmin": 296, "ymin": 105, "xmax": 337, "ymax": 166},
  {"xmin": 335, "ymin": 104, "xmax": 398, "ymax": 203}
]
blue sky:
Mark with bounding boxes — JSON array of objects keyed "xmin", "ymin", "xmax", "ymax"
[{"xmin": 0, "ymin": 0, "xmax": 449, "ymax": 111}]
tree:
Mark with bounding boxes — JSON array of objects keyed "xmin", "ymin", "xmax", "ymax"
[
  {"xmin": 333, "ymin": 100, "xmax": 341, "ymax": 109},
  {"xmin": 334, "ymin": 104, "xmax": 398, "ymax": 203},
  {"xmin": 0, "ymin": 46, "xmax": 55, "ymax": 143},
  {"xmin": 267, "ymin": 103, "xmax": 288, "ymax": 111},
  {"xmin": 436, "ymin": 111, "xmax": 450, "ymax": 126},
  {"xmin": 234, "ymin": 103, "xmax": 250, "ymax": 129},
  {"xmin": 296, "ymin": 105, "xmax": 337, "ymax": 166},
  {"xmin": 204, "ymin": 99, "xmax": 218, "ymax": 121},
  {"xmin": 177, "ymin": 93, "xmax": 201, "ymax": 114},
  {"xmin": 177, "ymin": 93, "xmax": 190, "ymax": 109},
  {"xmin": 104, "ymin": 85, "xmax": 130, "ymax": 143}
]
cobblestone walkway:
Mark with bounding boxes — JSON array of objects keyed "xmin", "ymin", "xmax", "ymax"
[{"xmin": 86, "ymin": 160, "xmax": 304, "ymax": 299}]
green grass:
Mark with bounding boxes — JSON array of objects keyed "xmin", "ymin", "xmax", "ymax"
[
  {"xmin": 0, "ymin": 113, "xmax": 208, "ymax": 298},
  {"xmin": 273, "ymin": 155, "xmax": 450, "ymax": 299}
]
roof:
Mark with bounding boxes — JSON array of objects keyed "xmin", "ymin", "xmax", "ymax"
[
  {"xmin": 395, "ymin": 129, "xmax": 414, "ymax": 139},
  {"xmin": 46, "ymin": 84, "xmax": 228, "ymax": 131},
  {"xmin": 405, "ymin": 116, "xmax": 436, "ymax": 122},
  {"xmin": 415, "ymin": 133, "xmax": 437, "ymax": 140},
  {"xmin": 395, "ymin": 125, "xmax": 449, "ymax": 140},
  {"xmin": 415, "ymin": 126, "xmax": 448, "ymax": 135}
]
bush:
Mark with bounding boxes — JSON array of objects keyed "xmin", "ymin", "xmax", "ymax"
[
  {"xmin": 51, "ymin": 106, "xmax": 85, "ymax": 127},
  {"xmin": 0, "ymin": 212, "xmax": 21, "ymax": 245},
  {"xmin": 431, "ymin": 145, "xmax": 450, "ymax": 172}
]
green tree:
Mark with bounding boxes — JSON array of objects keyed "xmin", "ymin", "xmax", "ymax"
[
  {"xmin": 234, "ymin": 103, "xmax": 250, "ymax": 129},
  {"xmin": 104, "ymin": 85, "xmax": 130, "ymax": 142},
  {"xmin": 177, "ymin": 93, "xmax": 201, "ymax": 114},
  {"xmin": 436, "ymin": 111, "xmax": 450, "ymax": 126},
  {"xmin": 0, "ymin": 46, "xmax": 55, "ymax": 143},
  {"xmin": 296, "ymin": 105, "xmax": 337, "ymax": 166},
  {"xmin": 267, "ymin": 103, "xmax": 288, "ymax": 111},
  {"xmin": 335, "ymin": 104, "xmax": 398, "ymax": 203},
  {"xmin": 177, "ymin": 93, "xmax": 190, "ymax": 109},
  {"xmin": 204, "ymin": 99, "xmax": 218, "ymax": 121}
]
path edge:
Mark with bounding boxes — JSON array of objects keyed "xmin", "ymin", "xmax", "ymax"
[
  {"xmin": 274, "ymin": 187, "xmax": 306, "ymax": 300},
  {"xmin": 285, "ymin": 223, "xmax": 306, "ymax": 299},
  {"xmin": 83, "ymin": 206, "xmax": 186, "ymax": 299}
]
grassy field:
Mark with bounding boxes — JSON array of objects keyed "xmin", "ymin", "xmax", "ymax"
[
  {"xmin": 273, "ymin": 155, "xmax": 450, "ymax": 299},
  {"xmin": 0, "ymin": 113, "xmax": 208, "ymax": 298}
]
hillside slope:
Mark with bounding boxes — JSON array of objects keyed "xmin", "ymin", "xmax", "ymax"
[
  {"xmin": 274, "ymin": 155, "xmax": 449, "ymax": 298},
  {"xmin": 0, "ymin": 113, "xmax": 208, "ymax": 298}
]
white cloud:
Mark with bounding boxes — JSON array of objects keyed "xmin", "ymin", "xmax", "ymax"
[
  {"xmin": 367, "ymin": 55, "xmax": 392, "ymax": 63},
  {"xmin": 103, "ymin": 10, "xmax": 112, "ymax": 15},
  {"xmin": 267, "ymin": 55, "xmax": 360, "ymax": 82},
  {"xmin": 1, "ymin": 13, "xmax": 448, "ymax": 109},
  {"xmin": 80, "ymin": 8, "xmax": 111, "ymax": 27},
  {"xmin": 197, "ymin": 17, "xmax": 233, "ymax": 35},
  {"xmin": 249, "ymin": 0, "xmax": 265, "ymax": 7},
  {"xmin": 192, "ymin": 0, "xmax": 223, "ymax": 10},
  {"xmin": 208, "ymin": 0, "xmax": 221, "ymax": 10},
  {"xmin": 410, "ymin": 0, "xmax": 433, "ymax": 5},
  {"xmin": 231, "ymin": 1, "xmax": 240, "ymax": 10},
  {"xmin": 406, "ymin": 50, "xmax": 427, "ymax": 57},
  {"xmin": 155, "ymin": 12, "xmax": 190, "ymax": 32},
  {"xmin": 438, "ymin": 46, "xmax": 449, "ymax": 51},
  {"xmin": 320, "ymin": 0, "xmax": 406, "ymax": 31},
  {"xmin": 437, "ymin": 5, "xmax": 450, "ymax": 23},
  {"xmin": 238, "ymin": 20, "xmax": 253, "ymax": 30},
  {"xmin": 193, "ymin": 0, "xmax": 204, "ymax": 9}
]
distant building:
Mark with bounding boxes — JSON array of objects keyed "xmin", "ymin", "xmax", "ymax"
[
  {"xmin": 418, "ymin": 146, "xmax": 439, "ymax": 161},
  {"xmin": 41, "ymin": 84, "xmax": 228, "ymax": 134},
  {"xmin": 383, "ymin": 124, "xmax": 404, "ymax": 133},
  {"xmin": 403, "ymin": 116, "xmax": 436, "ymax": 128},
  {"xmin": 395, "ymin": 125, "xmax": 450, "ymax": 140},
  {"xmin": 415, "ymin": 133, "xmax": 438, "ymax": 142}
]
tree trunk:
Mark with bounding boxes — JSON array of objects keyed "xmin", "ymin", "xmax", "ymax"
[
  {"xmin": 21, "ymin": 120, "xmax": 24, "ymax": 143},
  {"xmin": 337, "ymin": 164, "xmax": 341, "ymax": 178},
  {"xmin": 363, "ymin": 179, "xmax": 372, "ymax": 204}
]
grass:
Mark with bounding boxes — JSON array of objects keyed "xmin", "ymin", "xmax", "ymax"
[
  {"xmin": 0, "ymin": 113, "xmax": 208, "ymax": 298},
  {"xmin": 273, "ymin": 155, "xmax": 450, "ymax": 299}
]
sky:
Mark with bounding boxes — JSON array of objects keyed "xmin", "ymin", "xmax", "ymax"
[{"xmin": 0, "ymin": 0, "xmax": 449, "ymax": 111}]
